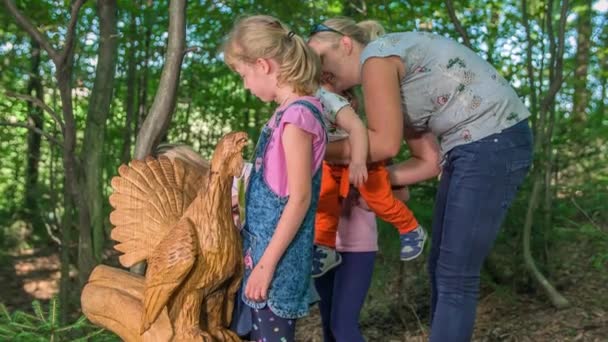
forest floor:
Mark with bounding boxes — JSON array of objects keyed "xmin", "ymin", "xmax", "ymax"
[{"xmin": 0, "ymin": 229, "xmax": 606, "ymax": 342}]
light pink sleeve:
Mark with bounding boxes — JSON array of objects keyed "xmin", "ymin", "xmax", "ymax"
[{"xmin": 263, "ymin": 100, "xmax": 327, "ymax": 197}]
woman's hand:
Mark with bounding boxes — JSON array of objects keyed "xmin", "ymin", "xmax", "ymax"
[{"xmin": 245, "ymin": 262, "xmax": 275, "ymax": 302}]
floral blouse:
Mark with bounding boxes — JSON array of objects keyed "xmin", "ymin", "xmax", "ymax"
[{"xmin": 360, "ymin": 32, "xmax": 531, "ymax": 155}]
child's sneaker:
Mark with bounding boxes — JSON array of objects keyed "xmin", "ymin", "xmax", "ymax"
[
  {"xmin": 312, "ymin": 245, "xmax": 342, "ymax": 278},
  {"xmin": 400, "ymin": 225, "xmax": 427, "ymax": 261}
]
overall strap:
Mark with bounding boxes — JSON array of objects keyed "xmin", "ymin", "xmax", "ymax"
[{"xmin": 289, "ymin": 100, "xmax": 328, "ymax": 136}]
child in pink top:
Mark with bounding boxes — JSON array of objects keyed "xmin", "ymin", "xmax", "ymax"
[
  {"xmin": 223, "ymin": 15, "xmax": 327, "ymax": 342},
  {"xmin": 314, "ymin": 192, "xmax": 378, "ymax": 342},
  {"xmin": 314, "ymin": 186, "xmax": 410, "ymax": 342}
]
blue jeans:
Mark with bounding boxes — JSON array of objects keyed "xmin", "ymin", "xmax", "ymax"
[
  {"xmin": 429, "ymin": 120, "xmax": 533, "ymax": 341},
  {"xmin": 314, "ymin": 252, "xmax": 376, "ymax": 342}
]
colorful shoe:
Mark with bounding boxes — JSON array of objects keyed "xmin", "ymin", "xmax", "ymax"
[
  {"xmin": 400, "ymin": 225, "xmax": 427, "ymax": 261},
  {"xmin": 311, "ymin": 245, "xmax": 342, "ymax": 278}
]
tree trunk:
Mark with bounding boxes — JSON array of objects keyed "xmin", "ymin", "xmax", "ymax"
[
  {"xmin": 121, "ymin": 6, "xmax": 139, "ymax": 164},
  {"xmin": 59, "ymin": 180, "xmax": 74, "ymax": 324},
  {"xmin": 521, "ymin": 0, "xmax": 570, "ymax": 309},
  {"xmin": 600, "ymin": 53, "xmax": 607, "ymax": 123},
  {"xmin": 135, "ymin": 1, "xmax": 152, "ymax": 144},
  {"xmin": 24, "ymin": 38, "xmax": 44, "ymax": 232},
  {"xmin": 131, "ymin": 0, "xmax": 188, "ymax": 275},
  {"xmin": 572, "ymin": 0, "xmax": 592, "ymax": 123},
  {"xmin": 81, "ymin": 0, "xmax": 118, "ymax": 264},
  {"xmin": 2, "ymin": 0, "xmax": 88, "ymax": 317},
  {"xmin": 522, "ymin": 0, "xmax": 538, "ymax": 115},
  {"xmin": 597, "ymin": 12, "xmax": 607, "ymax": 124},
  {"xmin": 133, "ymin": 0, "xmax": 187, "ymax": 159},
  {"xmin": 522, "ymin": 178, "xmax": 568, "ymax": 308}
]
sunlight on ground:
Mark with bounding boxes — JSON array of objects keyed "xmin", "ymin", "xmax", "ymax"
[{"xmin": 12, "ymin": 249, "xmax": 60, "ymax": 300}]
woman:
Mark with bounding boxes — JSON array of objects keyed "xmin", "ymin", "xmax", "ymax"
[{"xmin": 308, "ymin": 18, "xmax": 533, "ymax": 341}]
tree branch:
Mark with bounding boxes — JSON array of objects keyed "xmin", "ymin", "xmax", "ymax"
[
  {"xmin": 134, "ymin": 0, "xmax": 187, "ymax": 159},
  {"xmin": 521, "ymin": 0, "xmax": 538, "ymax": 114},
  {"xmin": 60, "ymin": 0, "xmax": 88, "ymax": 64},
  {"xmin": 349, "ymin": 0, "xmax": 367, "ymax": 15},
  {"xmin": 0, "ymin": 121, "xmax": 64, "ymax": 148},
  {"xmin": 183, "ymin": 46, "xmax": 200, "ymax": 55},
  {"xmin": 1, "ymin": 0, "xmax": 60, "ymax": 63},
  {"xmin": 570, "ymin": 197, "xmax": 602, "ymax": 231},
  {"xmin": 444, "ymin": 0, "xmax": 473, "ymax": 49},
  {"xmin": 540, "ymin": 0, "xmax": 569, "ymax": 112},
  {"xmin": 5, "ymin": 91, "xmax": 65, "ymax": 133}
]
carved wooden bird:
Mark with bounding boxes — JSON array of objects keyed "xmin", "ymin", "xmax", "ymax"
[{"xmin": 109, "ymin": 131, "xmax": 248, "ymax": 341}]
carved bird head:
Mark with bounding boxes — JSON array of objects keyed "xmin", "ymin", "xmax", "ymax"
[{"xmin": 210, "ymin": 131, "xmax": 249, "ymax": 178}]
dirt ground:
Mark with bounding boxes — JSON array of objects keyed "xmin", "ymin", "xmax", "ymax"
[
  {"xmin": 293, "ymin": 268, "xmax": 608, "ymax": 342},
  {"xmin": 1, "ymin": 245, "xmax": 606, "ymax": 342}
]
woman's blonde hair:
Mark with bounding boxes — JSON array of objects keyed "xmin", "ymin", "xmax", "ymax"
[
  {"xmin": 222, "ymin": 15, "xmax": 320, "ymax": 95},
  {"xmin": 310, "ymin": 17, "xmax": 385, "ymax": 46}
]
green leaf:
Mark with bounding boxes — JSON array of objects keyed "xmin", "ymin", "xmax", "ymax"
[
  {"xmin": 0, "ymin": 304, "xmax": 12, "ymax": 322},
  {"xmin": 12, "ymin": 311, "xmax": 37, "ymax": 325},
  {"xmin": 0, "ymin": 324, "xmax": 17, "ymax": 336},
  {"xmin": 31, "ymin": 300, "xmax": 46, "ymax": 324},
  {"xmin": 47, "ymin": 298, "xmax": 58, "ymax": 327},
  {"xmin": 72, "ymin": 328, "xmax": 106, "ymax": 341}
]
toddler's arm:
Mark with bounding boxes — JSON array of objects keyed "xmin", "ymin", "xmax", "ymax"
[{"xmin": 335, "ymin": 106, "xmax": 368, "ymax": 187}]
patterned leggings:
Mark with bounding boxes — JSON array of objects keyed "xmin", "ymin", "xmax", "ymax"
[{"xmin": 249, "ymin": 306, "xmax": 296, "ymax": 342}]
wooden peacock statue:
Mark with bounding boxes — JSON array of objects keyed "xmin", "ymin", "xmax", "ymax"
[{"xmin": 81, "ymin": 131, "xmax": 248, "ymax": 341}]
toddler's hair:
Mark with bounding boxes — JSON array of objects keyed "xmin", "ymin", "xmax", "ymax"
[
  {"xmin": 155, "ymin": 143, "xmax": 210, "ymax": 172},
  {"xmin": 222, "ymin": 15, "xmax": 320, "ymax": 95}
]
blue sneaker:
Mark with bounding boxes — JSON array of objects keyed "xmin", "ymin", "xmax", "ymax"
[
  {"xmin": 400, "ymin": 225, "xmax": 427, "ymax": 261},
  {"xmin": 312, "ymin": 245, "xmax": 342, "ymax": 278}
]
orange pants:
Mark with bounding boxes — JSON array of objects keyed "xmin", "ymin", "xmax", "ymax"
[{"xmin": 314, "ymin": 161, "xmax": 419, "ymax": 248}]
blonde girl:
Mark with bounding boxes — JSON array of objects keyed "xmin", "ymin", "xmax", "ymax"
[{"xmin": 223, "ymin": 15, "xmax": 327, "ymax": 341}]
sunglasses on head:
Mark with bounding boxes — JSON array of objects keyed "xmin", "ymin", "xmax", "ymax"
[{"xmin": 310, "ymin": 23, "xmax": 344, "ymax": 36}]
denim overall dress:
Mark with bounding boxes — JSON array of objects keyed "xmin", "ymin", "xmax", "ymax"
[{"xmin": 239, "ymin": 100, "xmax": 326, "ymax": 321}]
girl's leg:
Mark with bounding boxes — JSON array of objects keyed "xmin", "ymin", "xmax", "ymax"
[
  {"xmin": 429, "ymin": 121, "xmax": 532, "ymax": 342},
  {"xmin": 330, "ymin": 252, "xmax": 376, "ymax": 342},
  {"xmin": 315, "ymin": 269, "xmax": 337, "ymax": 342},
  {"xmin": 249, "ymin": 306, "xmax": 296, "ymax": 342}
]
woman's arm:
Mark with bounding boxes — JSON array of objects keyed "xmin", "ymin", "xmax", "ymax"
[
  {"xmin": 363, "ymin": 56, "xmax": 405, "ymax": 161},
  {"xmin": 245, "ymin": 124, "xmax": 313, "ymax": 302},
  {"xmin": 387, "ymin": 127, "xmax": 442, "ymax": 186},
  {"xmin": 325, "ymin": 56, "xmax": 405, "ymax": 163}
]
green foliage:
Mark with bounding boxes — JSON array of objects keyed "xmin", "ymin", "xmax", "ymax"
[{"xmin": 0, "ymin": 298, "xmax": 119, "ymax": 342}]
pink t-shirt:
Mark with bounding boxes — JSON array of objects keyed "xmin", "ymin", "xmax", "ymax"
[
  {"xmin": 262, "ymin": 96, "xmax": 327, "ymax": 197},
  {"xmin": 336, "ymin": 199, "xmax": 379, "ymax": 252}
]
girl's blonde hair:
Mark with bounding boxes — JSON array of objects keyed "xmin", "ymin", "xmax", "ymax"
[
  {"xmin": 222, "ymin": 15, "xmax": 320, "ymax": 95},
  {"xmin": 310, "ymin": 17, "xmax": 385, "ymax": 46}
]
